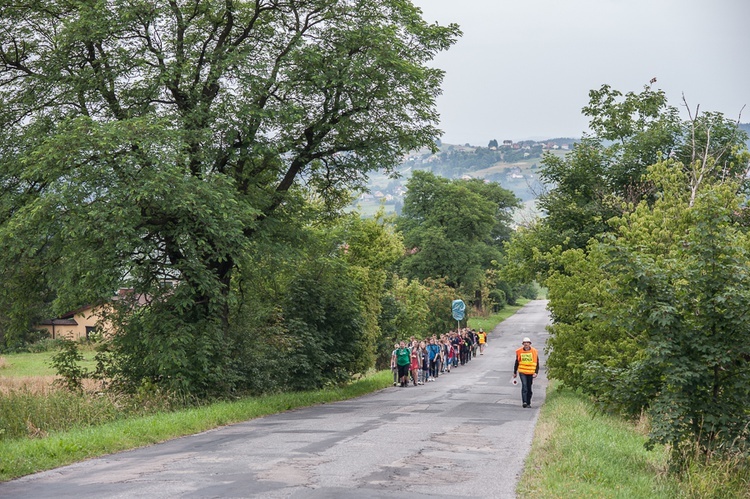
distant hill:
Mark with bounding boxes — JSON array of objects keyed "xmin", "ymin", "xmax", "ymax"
[
  {"xmin": 353, "ymin": 138, "xmax": 578, "ymax": 217},
  {"xmin": 354, "ymin": 123, "xmax": 749, "ymax": 218},
  {"xmin": 399, "ymin": 139, "xmax": 577, "ymax": 202}
]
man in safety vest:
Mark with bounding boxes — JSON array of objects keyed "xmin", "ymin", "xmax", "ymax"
[{"xmin": 513, "ymin": 337, "xmax": 539, "ymax": 408}]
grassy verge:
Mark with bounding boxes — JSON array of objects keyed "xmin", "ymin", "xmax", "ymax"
[
  {"xmin": 0, "ymin": 370, "xmax": 392, "ymax": 481},
  {"xmin": 518, "ymin": 382, "xmax": 678, "ymax": 498},
  {"xmin": 516, "ymin": 381, "xmax": 750, "ymax": 498}
]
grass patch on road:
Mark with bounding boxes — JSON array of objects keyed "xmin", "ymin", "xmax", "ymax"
[{"xmin": 0, "ymin": 370, "xmax": 393, "ymax": 482}]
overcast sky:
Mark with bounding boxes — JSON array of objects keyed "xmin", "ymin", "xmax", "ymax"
[{"xmin": 410, "ymin": 0, "xmax": 750, "ymax": 145}]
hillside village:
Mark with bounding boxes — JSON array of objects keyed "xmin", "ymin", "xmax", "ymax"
[{"xmin": 356, "ymin": 137, "xmax": 577, "ymax": 215}]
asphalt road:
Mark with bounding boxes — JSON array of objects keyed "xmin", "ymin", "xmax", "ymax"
[{"xmin": 0, "ymin": 300, "xmax": 551, "ymax": 499}]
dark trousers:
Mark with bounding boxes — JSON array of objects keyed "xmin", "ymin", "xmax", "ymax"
[
  {"xmin": 429, "ymin": 359, "xmax": 438, "ymax": 378},
  {"xmin": 519, "ymin": 373, "xmax": 534, "ymax": 405}
]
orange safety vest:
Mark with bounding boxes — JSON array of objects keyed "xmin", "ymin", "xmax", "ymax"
[
  {"xmin": 478, "ymin": 332, "xmax": 486, "ymax": 344},
  {"xmin": 515, "ymin": 347, "xmax": 538, "ymax": 375}
]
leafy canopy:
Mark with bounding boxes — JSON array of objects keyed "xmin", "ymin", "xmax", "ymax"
[
  {"xmin": 398, "ymin": 170, "xmax": 519, "ymax": 292},
  {"xmin": 0, "ymin": 0, "xmax": 460, "ymax": 393}
]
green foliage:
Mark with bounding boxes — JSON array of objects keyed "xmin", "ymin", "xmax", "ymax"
[
  {"xmin": 518, "ymin": 84, "xmax": 750, "ymax": 464},
  {"xmin": 545, "ymin": 161, "xmax": 750, "ymax": 459},
  {"xmin": 0, "ymin": 1, "xmax": 459, "ymax": 396},
  {"xmin": 25, "ymin": 338, "xmax": 64, "ymax": 354},
  {"xmin": 283, "ymin": 260, "xmax": 368, "ymax": 390},
  {"xmin": 398, "ymin": 170, "xmax": 519, "ymax": 300},
  {"xmin": 0, "ymin": 330, "xmax": 53, "ymax": 354},
  {"xmin": 488, "ymin": 289, "xmax": 506, "ymax": 312},
  {"xmin": 389, "ymin": 274, "xmax": 431, "ymax": 340},
  {"xmin": 422, "ymin": 277, "xmax": 461, "ymax": 335},
  {"xmin": 214, "ymin": 210, "xmax": 405, "ymax": 394},
  {"xmin": 518, "ymin": 282, "xmax": 540, "ymax": 300},
  {"xmin": 614, "ymin": 165, "xmax": 750, "ymax": 457},
  {"xmin": 106, "ymin": 299, "xmax": 236, "ymax": 397},
  {"xmin": 506, "ymin": 84, "xmax": 749, "ymax": 284},
  {"xmin": 50, "ymin": 341, "xmax": 89, "ymax": 392}
]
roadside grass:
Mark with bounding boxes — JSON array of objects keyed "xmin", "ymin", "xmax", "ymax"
[
  {"xmin": 0, "ymin": 370, "xmax": 393, "ymax": 482},
  {"xmin": 677, "ymin": 453, "xmax": 750, "ymax": 498},
  {"xmin": 518, "ymin": 382, "xmax": 750, "ymax": 498},
  {"xmin": 518, "ymin": 382, "xmax": 678, "ymax": 498}
]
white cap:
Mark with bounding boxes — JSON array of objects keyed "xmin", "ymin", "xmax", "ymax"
[{"xmin": 522, "ymin": 337, "xmax": 532, "ymax": 343}]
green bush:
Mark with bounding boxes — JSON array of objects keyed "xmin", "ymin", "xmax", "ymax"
[
  {"xmin": 27, "ymin": 338, "xmax": 65, "ymax": 353},
  {"xmin": 488, "ymin": 289, "xmax": 506, "ymax": 312},
  {"xmin": 1, "ymin": 330, "xmax": 52, "ymax": 354},
  {"xmin": 519, "ymin": 282, "xmax": 540, "ymax": 300},
  {"xmin": 50, "ymin": 340, "xmax": 89, "ymax": 392}
]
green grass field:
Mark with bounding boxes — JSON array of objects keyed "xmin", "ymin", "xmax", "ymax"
[{"xmin": 0, "ymin": 350, "xmax": 97, "ymax": 378}]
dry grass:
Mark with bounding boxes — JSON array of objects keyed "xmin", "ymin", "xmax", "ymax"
[
  {"xmin": 0, "ymin": 376, "xmax": 104, "ymax": 395},
  {"xmin": 0, "ymin": 375, "xmax": 57, "ymax": 395},
  {"xmin": 0, "ymin": 356, "xmax": 7, "ymax": 369}
]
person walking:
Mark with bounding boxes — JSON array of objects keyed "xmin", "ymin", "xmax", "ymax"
[
  {"xmin": 469, "ymin": 329, "xmax": 478, "ymax": 358},
  {"xmin": 395, "ymin": 341, "xmax": 411, "ymax": 388},
  {"xmin": 409, "ymin": 340, "xmax": 420, "ymax": 386},
  {"xmin": 513, "ymin": 337, "xmax": 539, "ymax": 408},
  {"xmin": 443, "ymin": 338, "xmax": 453, "ymax": 373},
  {"xmin": 427, "ymin": 337, "xmax": 441, "ymax": 381},
  {"xmin": 390, "ymin": 343, "xmax": 400, "ymax": 386},
  {"xmin": 477, "ymin": 328, "xmax": 487, "ymax": 355},
  {"xmin": 419, "ymin": 340, "xmax": 429, "ymax": 384}
]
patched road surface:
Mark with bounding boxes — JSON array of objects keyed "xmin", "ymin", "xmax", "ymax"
[{"xmin": 0, "ymin": 300, "xmax": 551, "ymax": 498}]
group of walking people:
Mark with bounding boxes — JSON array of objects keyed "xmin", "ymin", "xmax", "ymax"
[
  {"xmin": 391, "ymin": 327, "xmax": 541, "ymax": 409},
  {"xmin": 391, "ymin": 328, "xmax": 487, "ymax": 387}
]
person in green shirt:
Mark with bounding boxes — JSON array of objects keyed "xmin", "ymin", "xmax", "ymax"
[{"xmin": 395, "ymin": 340, "xmax": 411, "ymax": 387}]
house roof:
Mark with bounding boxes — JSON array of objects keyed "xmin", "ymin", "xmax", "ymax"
[
  {"xmin": 39, "ymin": 318, "xmax": 79, "ymax": 326},
  {"xmin": 38, "ymin": 287, "xmax": 156, "ymax": 328}
]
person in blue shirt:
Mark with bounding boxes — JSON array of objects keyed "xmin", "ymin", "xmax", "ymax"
[{"xmin": 426, "ymin": 337, "xmax": 441, "ymax": 381}]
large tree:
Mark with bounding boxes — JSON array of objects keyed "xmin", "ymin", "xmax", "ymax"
[
  {"xmin": 507, "ymin": 84, "xmax": 750, "ymax": 460},
  {"xmin": 397, "ymin": 170, "xmax": 519, "ymax": 303},
  {"xmin": 506, "ymin": 84, "xmax": 749, "ymax": 283},
  {"xmin": 0, "ymin": 1, "xmax": 459, "ymax": 389},
  {"xmin": 545, "ymin": 161, "xmax": 750, "ymax": 459}
]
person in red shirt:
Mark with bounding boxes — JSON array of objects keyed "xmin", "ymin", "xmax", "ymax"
[{"xmin": 513, "ymin": 337, "xmax": 539, "ymax": 408}]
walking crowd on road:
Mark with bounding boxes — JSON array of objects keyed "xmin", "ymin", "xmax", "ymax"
[{"xmin": 391, "ymin": 328, "xmax": 488, "ymax": 387}]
